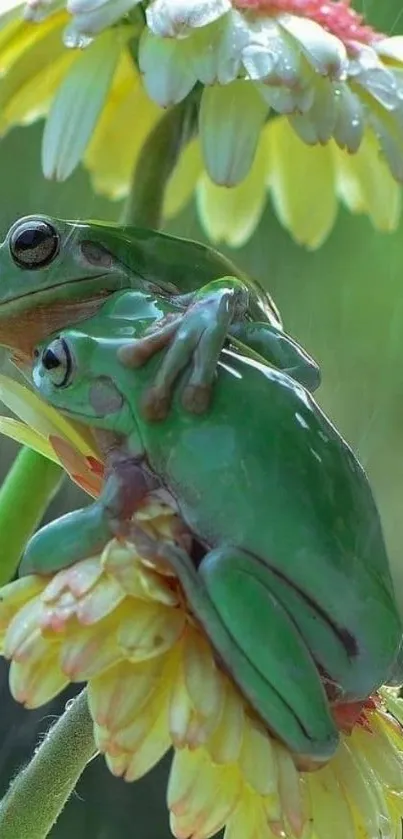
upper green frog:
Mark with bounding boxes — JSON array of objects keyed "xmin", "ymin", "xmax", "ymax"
[
  {"xmin": 20, "ymin": 289, "xmax": 402, "ymax": 766},
  {"xmin": 0, "ymin": 215, "xmax": 319, "ymax": 417}
]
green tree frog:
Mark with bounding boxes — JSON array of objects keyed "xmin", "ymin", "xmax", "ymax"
[
  {"xmin": 0, "ymin": 215, "xmax": 320, "ymax": 417},
  {"xmin": 19, "ymin": 290, "xmax": 402, "ymax": 765}
]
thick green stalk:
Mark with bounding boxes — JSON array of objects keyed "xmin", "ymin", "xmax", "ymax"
[
  {"xmin": 120, "ymin": 94, "xmax": 199, "ymax": 228},
  {"xmin": 0, "ymin": 690, "xmax": 96, "ymax": 839},
  {"xmin": 0, "ymin": 446, "xmax": 63, "ymax": 585}
]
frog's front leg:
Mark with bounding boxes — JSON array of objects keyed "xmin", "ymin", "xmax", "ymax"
[
  {"xmin": 118, "ymin": 277, "xmax": 248, "ymax": 419},
  {"xmin": 126, "ymin": 522, "xmax": 338, "ymax": 763},
  {"xmin": 19, "ymin": 454, "xmax": 158, "ymax": 577}
]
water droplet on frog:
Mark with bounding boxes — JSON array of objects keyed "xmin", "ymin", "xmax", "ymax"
[
  {"xmin": 65, "ymin": 698, "xmax": 76, "ymax": 711},
  {"xmin": 351, "ymin": 117, "xmax": 360, "ymax": 127}
]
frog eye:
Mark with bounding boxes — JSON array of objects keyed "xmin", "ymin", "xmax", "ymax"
[
  {"xmin": 40, "ymin": 338, "xmax": 73, "ymax": 388},
  {"xmin": 10, "ymin": 219, "xmax": 60, "ymax": 269}
]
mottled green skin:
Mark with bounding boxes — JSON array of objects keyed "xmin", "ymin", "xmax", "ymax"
[
  {"xmin": 0, "ymin": 216, "xmax": 320, "ymax": 395},
  {"xmin": 22, "ymin": 290, "xmax": 402, "ymax": 763}
]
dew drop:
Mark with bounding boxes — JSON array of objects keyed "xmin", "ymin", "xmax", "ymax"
[{"xmin": 63, "ymin": 28, "xmax": 93, "ymax": 50}]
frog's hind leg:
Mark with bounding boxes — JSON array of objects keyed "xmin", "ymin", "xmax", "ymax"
[{"xmin": 124, "ymin": 524, "xmax": 339, "ymax": 764}]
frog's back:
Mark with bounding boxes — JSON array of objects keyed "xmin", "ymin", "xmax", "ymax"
[
  {"xmin": 140, "ymin": 346, "xmax": 399, "ymax": 696},
  {"xmin": 91, "ymin": 222, "xmax": 281, "ymax": 326}
]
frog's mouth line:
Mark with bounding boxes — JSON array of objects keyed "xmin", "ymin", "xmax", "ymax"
[{"xmin": 0, "ymin": 273, "xmax": 114, "ymax": 314}]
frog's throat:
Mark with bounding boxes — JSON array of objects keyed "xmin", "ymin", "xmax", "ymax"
[{"xmin": 0, "ymin": 289, "xmax": 111, "ymax": 356}]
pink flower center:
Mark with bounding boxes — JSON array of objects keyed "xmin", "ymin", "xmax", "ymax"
[{"xmin": 234, "ymin": 0, "xmax": 381, "ymax": 46}]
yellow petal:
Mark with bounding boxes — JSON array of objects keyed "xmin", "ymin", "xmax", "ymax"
[
  {"xmin": 88, "ymin": 657, "xmax": 162, "ymax": 733},
  {"xmin": 9, "ymin": 639, "xmax": 68, "ymax": 707},
  {"xmin": 124, "ymin": 701, "xmax": 171, "ymax": 782},
  {"xmin": 85, "ymin": 53, "xmax": 162, "ymax": 199},
  {"xmin": 351, "ymin": 720, "xmax": 403, "ymax": 793},
  {"xmin": 0, "ymin": 11, "xmax": 66, "ymax": 73},
  {"xmin": 307, "ymin": 764, "xmax": 355, "ymax": 839},
  {"xmin": 206, "ymin": 679, "xmax": 245, "ymax": 764},
  {"xmin": 334, "ymin": 129, "xmax": 401, "ymax": 231},
  {"xmin": 0, "ymin": 374, "xmax": 99, "ymax": 459},
  {"xmin": 4, "ymin": 597, "xmax": 45, "ymax": 660},
  {"xmin": 169, "ymin": 641, "xmax": 220, "ymax": 750},
  {"xmin": 239, "ymin": 717, "xmax": 278, "ymax": 797},
  {"xmin": 60, "ymin": 610, "xmax": 124, "ymax": 680},
  {"xmin": 224, "ymin": 790, "xmax": 273, "ymax": 839},
  {"xmin": 105, "ymin": 668, "xmax": 170, "ymax": 754},
  {"xmin": 163, "ymin": 138, "xmax": 203, "ymax": 219},
  {"xmin": 197, "ymin": 127, "xmax": 269, "ymax": 248},
  {"xmin": 269, "ymin": 116, "xmax": 337, "ymax": 249},
  {"xmin": 275, "ymin": 742, "xmax": 305, "ymax": 837},
  {"xmin": 0, "ymin": 13, "xmax": 68, "ymax": 128},
  {"xmin": 332, "ymin": 740, "xmax": 383, "ymax": 837},
  {"xmin": 169, "ymin": 747, "xmax": 241, "ymax": 839},
  {"xmin": 169, "ymin": 652, "xmax": 194, "ymax": 749},
  {"xmin": 101, "ymin": 539, "xmax": 178, "ymax": 605},
  {"xmin": 182, "ymin": 627, "xmax": 224, "ymax": 719},
  {"xmin": 0, "ymin": 416, "xmax": 58, "ymax": 462},
  {"xmin": 0, "ymin": 575, "xmax": 44, "ymax": 645},
  {"xmin": 102, "ymin": 743, "xmax": 131, "ymax": 778},
  {"xmin": 42, "ymin": 556, "xmax": 103, "ymax": 603},
  {"xmin": 1, "ymin": 51, "xmax": 76, "ymax": 134},
  {"xmin": 118, "ymin": 599, "xmax": 185, "ymax": 662},
  {"xmin": 74, "ymin": 576, "xmax": 125, "ymax": 625}
]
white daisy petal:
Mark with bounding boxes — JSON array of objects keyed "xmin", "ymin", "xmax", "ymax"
[
  {"xmin": 66, "ymin": 0, "xmax": 140, "ymax": 36},
  {"xmin": 279, "ymin": 13, "xmax": 347, "ymax": 79},
  {"xmin": 377, "ymin": 37, "xmax": 403, "ymax": 64},
  {"xmin": 146, "ymin": 0, "xmax": 231, "ymax": 39},
  {"xmin": 258, "ymin": 82, "xmax": 313, "ymax": 115},
  {"xmin": 139, "ymin": 29, "xmax": 197, "ymax": 107},
  {"xmin": 333, "ymin": 83, "xmax": 364, "ymax": 153},
  {"xmin": 199, "ymin": 79, "xmax": 267, "ymax": 185},
  {"xmin": 42, "ymin": 27, "xmax": 122, "ymax": 180},
  {"xmin": 369, "ymin": 113, "xmax": 403, "ymax": 182}
]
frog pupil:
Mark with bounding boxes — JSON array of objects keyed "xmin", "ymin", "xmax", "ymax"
[{"xmin": 42, "ymin": 349, "xmax": 61, "ymax": 370}]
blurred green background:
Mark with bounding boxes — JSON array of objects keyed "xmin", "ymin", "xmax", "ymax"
[{"xmin": 0, "ymin": 0, "xmax": 403, "ymax": 836}]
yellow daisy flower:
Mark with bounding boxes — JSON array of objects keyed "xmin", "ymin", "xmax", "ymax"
[
  {"xmin": 0, "ymin": 373, "xmax": 403, "ymax": 839},
  {"xmin": 0, "ymin": 0, "xmax": 402, "ymax": 248},
  {"xmin": 1, "ymin": 532, "xmax": 403, "ymax": 839}
]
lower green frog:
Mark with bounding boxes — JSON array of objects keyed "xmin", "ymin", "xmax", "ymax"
[{"xmin": 18, "ymin": 290, "xmax": 402, "ymax": 766}]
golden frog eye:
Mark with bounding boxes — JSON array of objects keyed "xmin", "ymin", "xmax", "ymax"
[{"xmin": 10, "ymin": 219, "xmax": 60, "ymax": 269}]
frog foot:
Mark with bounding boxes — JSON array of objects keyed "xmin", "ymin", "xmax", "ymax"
[{"xmin": 118, "ymin": 278, "xmax": 248, "ymax": 420}]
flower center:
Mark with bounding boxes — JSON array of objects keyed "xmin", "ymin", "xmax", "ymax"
[{"xmin": 233, "ymin": 0, "xmax": 381, "ymax": 46}]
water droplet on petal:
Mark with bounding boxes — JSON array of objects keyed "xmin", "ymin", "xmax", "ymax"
[{"xmin": 63, "ymin": 27, "xmax": 94, "ymax": 50}]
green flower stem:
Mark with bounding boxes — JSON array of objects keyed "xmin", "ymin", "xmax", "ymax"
[
  {"xmin": 120, "ymin": 93, "xmax": 199, "ymax": 228},
  {"xmin": 0, "ymin": 447, "xmax": 63, "ymax": 585},
  {"xmin": 0, "ymin": 690, "xmax": 96, "ymax": 839}
]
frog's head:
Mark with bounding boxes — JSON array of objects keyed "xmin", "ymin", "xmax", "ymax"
[
  {"xmin": 32, "ymin": 330, "xmax": 133, "ymax": 437},
  {"xmin": 0, "ymin": 215, "xmax": 174, "ymax": 354}
]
